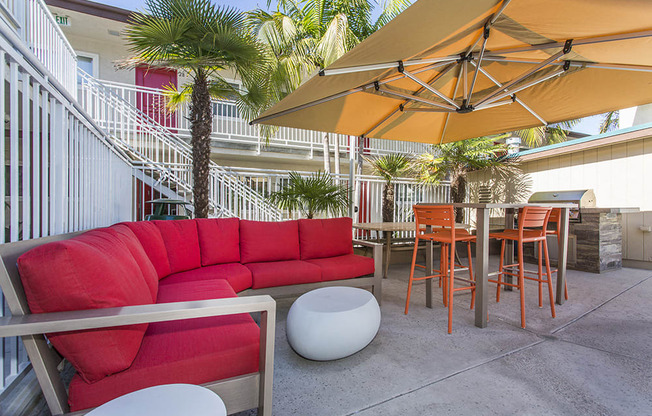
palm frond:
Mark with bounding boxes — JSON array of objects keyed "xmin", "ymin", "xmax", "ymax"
[{"xmin": 269, "ymin": 171, "xmax": 349, "ymax": 218}]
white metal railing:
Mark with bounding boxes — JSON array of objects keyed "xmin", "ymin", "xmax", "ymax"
[
  {"xmin": 78, "ymin": 71, "xmax": 283, "ymax": 221},
  {"xmin": 0, "ymin": 0, "xmax": 77, "ymax": 96},
  {"xmin": 227, "ymin": 167, "xmax": 451, "ymax": 237},
  {"xmin": 100, "ymin": 79, "xmax": 431, "ymax": 157},
  {"xmin": 0, "ymin": 15, "xmax": 133, "ymax": 393}
]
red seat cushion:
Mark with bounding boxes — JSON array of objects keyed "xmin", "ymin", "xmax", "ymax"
[
  {"xmin": 299, "ymin": 217, "xmax": 354, "ymax": 260},
  {"xmin": 67, "ymin": 280, "xmax": 260, "ymax": 411},
  {"xmin": 306, "ymin": 254, "xmax": 375, "ymax": 282},
  {"xmin": 245, "ymin": 260, "xmax": 321, "ymax": 289},
  {"xmin": 17, "ymin": 229, "xmax": 153, "ymax": 383},
  {"xmin": 161, "ymin": 263, "xmax": 253, "ymax": 293},
  {"xmin": 153, "ymin": 220, "xmax": 201, "ymax": 274},
  {"xmin": 122, "ymin": 221, "xmax": 171, "ymax": 279},
  {"xmin": 195, "ymin": 218, "xmax": 240, "ymax": 266},
  {"xmin": 110, "ymin": 224, "xmax": 159, "ymax": 302},
  {"xmin": 240, "ymin": 220, "xmax": 300, "ymax": 263}
]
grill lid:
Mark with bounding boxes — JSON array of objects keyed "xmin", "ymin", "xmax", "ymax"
[{"xmin": 528, "ymin": 189, "xmax": 596, "ymax": 208}]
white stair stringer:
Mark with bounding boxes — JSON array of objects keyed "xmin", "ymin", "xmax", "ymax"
[{"xmin": 77, "ymin": 71, "xmax": 282, "ymax": 221}]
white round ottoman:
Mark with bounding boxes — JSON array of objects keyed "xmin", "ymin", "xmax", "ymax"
[
  {"xmin": 86, "ymin": 384, "xmax": 227, "ymax": 416},
  {"xmin": 286, "ymin": 286, "xmax": 381, "ymax": 361}
]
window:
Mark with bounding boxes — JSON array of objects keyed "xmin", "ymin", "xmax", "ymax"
[{"xmin": 76, "ymin": 52, "xmax": 99, "ymax": 83}]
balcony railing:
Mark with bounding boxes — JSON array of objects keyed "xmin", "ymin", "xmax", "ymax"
[
  {"xmin": 225, "ymin": 167, "xmax": 451, "ymax": 238},
  {"xmin": 99, "ymin": 79, "xmax": 431, "ymax": 158}
]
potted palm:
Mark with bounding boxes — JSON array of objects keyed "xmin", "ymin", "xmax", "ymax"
[{"xmin": 269, "ymin": 172, "xmax": 349, "ymax": 219}]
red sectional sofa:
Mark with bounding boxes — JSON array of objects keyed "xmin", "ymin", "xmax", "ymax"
[{"xmin": 9, "ymin": 217, "xmax": 381, "ymax": 414}]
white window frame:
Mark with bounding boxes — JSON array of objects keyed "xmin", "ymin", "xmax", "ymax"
[{"xmin": 76, "ymin": 51, "xmax": 99, "ymax": 78}]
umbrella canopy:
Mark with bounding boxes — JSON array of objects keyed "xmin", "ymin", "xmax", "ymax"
[{"xmin": 252, "ymin": 0, "xmax": 652, "ymax": 144}]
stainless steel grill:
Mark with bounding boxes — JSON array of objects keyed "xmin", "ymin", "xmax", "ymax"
[{"xmin": 528, "ymin": 189, "xmax": 596, "ymax": 222}]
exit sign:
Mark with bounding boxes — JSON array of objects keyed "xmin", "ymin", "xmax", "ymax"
[{"xmin": 54, "ymin": 15, "xmax": 70, "ymax": 26}]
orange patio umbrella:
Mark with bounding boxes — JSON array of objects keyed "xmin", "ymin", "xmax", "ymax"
[{"xmin": 251, "ymin": 0, "xmax": 652, "ymax": 144}]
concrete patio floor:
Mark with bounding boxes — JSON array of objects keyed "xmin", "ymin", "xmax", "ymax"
[
  {"xmin": 238, "ymin": 257, "xmax": 652, "ymax": 416},
  {"xmin": 13, "ymin": 257, "xmax": 652, "ymax": 416}
]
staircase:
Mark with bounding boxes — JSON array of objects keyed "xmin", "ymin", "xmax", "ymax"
[{"xmin": 77, "ymin": 71, "xmax": 282, "ymax": 221}]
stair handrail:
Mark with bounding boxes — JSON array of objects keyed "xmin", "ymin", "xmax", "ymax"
[{"xmin": 78, "ymin": 70, "xmax": 282, "ymax": 220}]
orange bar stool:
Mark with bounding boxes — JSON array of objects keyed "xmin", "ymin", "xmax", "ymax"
[
  {"xmin": 489, "ymin": 206, "xmax": 556, "ymax": 329},
  {"xmin": 406, "ymin": 205, "xmax": 476, "ymax": 334},
  {"xmin": 547, "ymin": 208, "xmax": 569, "ymax": 300}
]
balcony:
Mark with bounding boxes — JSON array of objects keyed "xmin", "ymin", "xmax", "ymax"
[{"xmin": 98, "ymin": 80, "xmax": 431, "ymax": 160}]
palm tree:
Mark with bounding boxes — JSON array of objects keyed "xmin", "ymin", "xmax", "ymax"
[
  {"xmin": 269, "ymin": 171, "xmax": 349, "ymax": 219},
  {"xmin": 247, "ymin": 0, "xmax": 412, "ymax": 169},
  {"xmin": 124, "ymin": 0, "xmax": 263, "ymax": 218},
  {"xmin": 600, "ymin": 111, "xmax": 619, "ymax": 133},
  {"xmin": 513, "ymin": 119, "xmax": 579, "ymax": 148},
  {"xmin": 364, "ymin": 154, "xmax": 412, "ymax": 222},
  {"xmin": 414, "ymin": 136, "xmax": 520, "ymax": 223}
]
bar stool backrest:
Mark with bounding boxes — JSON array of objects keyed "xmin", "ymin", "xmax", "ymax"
[
  {"xmin": 518, "ymin": 206, "xmax": 553, "ymax": 237},
  {"xmin": 413, "ymin": 205, "xmax": 455, "ymax": 234},
  {"xmin": 548, "ymin": 208, "xmax": 561, "ymax": 235}
]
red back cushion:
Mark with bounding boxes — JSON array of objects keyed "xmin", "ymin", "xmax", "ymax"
[
  {"xmin": 17, "ymin": 229, "xmax": 153, "ymax": 383},
  {"xmin": 299, "ymin": 217, "xmax": 354, "ymax": 260},
  {"xmin": 153, "ymin": 220, "xmax": 201, "ymax": 274},
  {"xmin": 110, "ymin": 224, "xmax": 158, "ymax": 302},
  {"xmin": 240, "ymin": 220, "xmax": 300, "ymax": 263},
  {"xmin": 195, "ymin": 218, "xmax": 240, "ymax": 266},
  {"xmin": 122, "ymin": 221, "xmax": 171, "ymax": 279}
]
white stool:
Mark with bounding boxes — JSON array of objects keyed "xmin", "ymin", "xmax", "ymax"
[
  {"xmin": 286, "ymin": 286, "xmax": 381, "ymax": 361},
  {"xmin": 86, "ymin": 384, "xmax": 227, "ymax": 416}
]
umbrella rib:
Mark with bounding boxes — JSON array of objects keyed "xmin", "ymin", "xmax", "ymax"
[
  {"xmin": 477, "ymin": 67, "xmax": 565, "ymax": 108},
  {"xmin": 482, "ymin": 57, "xmax": 652, "ymax": 73},
  {"xmin": 370, "ymin": 87, "xmax": 457, "ymax": 111},
  {"xmin": 464, "ymin": 0, "xmax": 512, "ymax": 57},
  {"xmin": 473, "ymin": 63, "xmax": 548, "ymax": 125},
  {"xmin": 319, "ymin": 56, "xmax": 458, "ymax": 77},
  {"xmin": 440, "ymin": 65, "xmax": 465, "ymax": 144},
  {"xmin": 474, "ymin": 47, "xmax": 568, "ymax": 107},
  {"xmin": 362, "ymin": 63, "xmax": 458, "ymax": 137},
  {"xmin": 402, "ymin": 69, "xmax": 460, "ymax": 109},
  {"xmin": 484, "ymin": 29, "xmax": 652, "ymax": 56},
  {"xmin": 468, "ymin": 27, "xmax": 491, "ymax": 105}
]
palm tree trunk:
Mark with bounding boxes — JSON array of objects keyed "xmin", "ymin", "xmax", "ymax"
[
  {"xmin": 323, "ymin": 133, "xmax": 331, "ymax": 173},
  {"xmin": 382, "ymin": 182, "xmax": 394, "ymax": 223},
  {"xmin": 450, "ymin": 174, "xmax": 467, "ymax": 224},
  {"xmin": 190, "ymin": 70, "xmax": 212, "ymax": 218},
  {"xmin": 333, "ymin": 135, "xmax": 341, "ymax": 182}
]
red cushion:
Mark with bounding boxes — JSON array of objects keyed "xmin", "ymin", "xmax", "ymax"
[
  {"xmin": 153, "ymin": 220, "xmax": 201, "ymax": 274},
  {"xmin": 240, "ymin": 220, "xmax": 300, "ymax": 263},
  {"xmin": 195, "ymin": 218, "xmax": 240, "ymax": 266},
  {"xmin": 110, "ymin": 224, "xmax": 158, "ymax": 302},
  {"xmin": 306, "ymin": 254, "xmax": 374, "ymax": 281},
  {"xmin": 245, "ymin": 260, "xmax": 321, "ymax": 289},
  {"xmin": 17, "ymin": 229, "xmax": 153, "ymax": 384},
  {"xmin": 67, "ymin": 280, "xmax": 259, "ymax": 411},
  {"xmin": 161, "ymin": 263, "xmax": 253, "ymax": 293},
  {"xmin": 122, "ymin": 221, "xmax": 171, "ymax": 279},
  {"xmin": 299, "ymin": 217, "xmax": 354, "ymax": 260}
]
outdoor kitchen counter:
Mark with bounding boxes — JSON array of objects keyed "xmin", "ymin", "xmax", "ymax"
[
  {"xmin": 580, "ymin": 208, "xmax": 639, "ymax": 214},
  {"xmin": 572, "ymin": 207, "xmax": 639, "ymax": 274}
]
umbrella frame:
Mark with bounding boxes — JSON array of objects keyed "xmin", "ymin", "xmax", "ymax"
[{"xmin": 252, "ymin": 0, "xmax": 652, "ymax": 144}]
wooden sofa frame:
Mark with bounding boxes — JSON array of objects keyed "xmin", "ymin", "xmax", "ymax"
[{"xmin": 0, "ymin": 233, "xmax": 276, "ymax": 416}]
